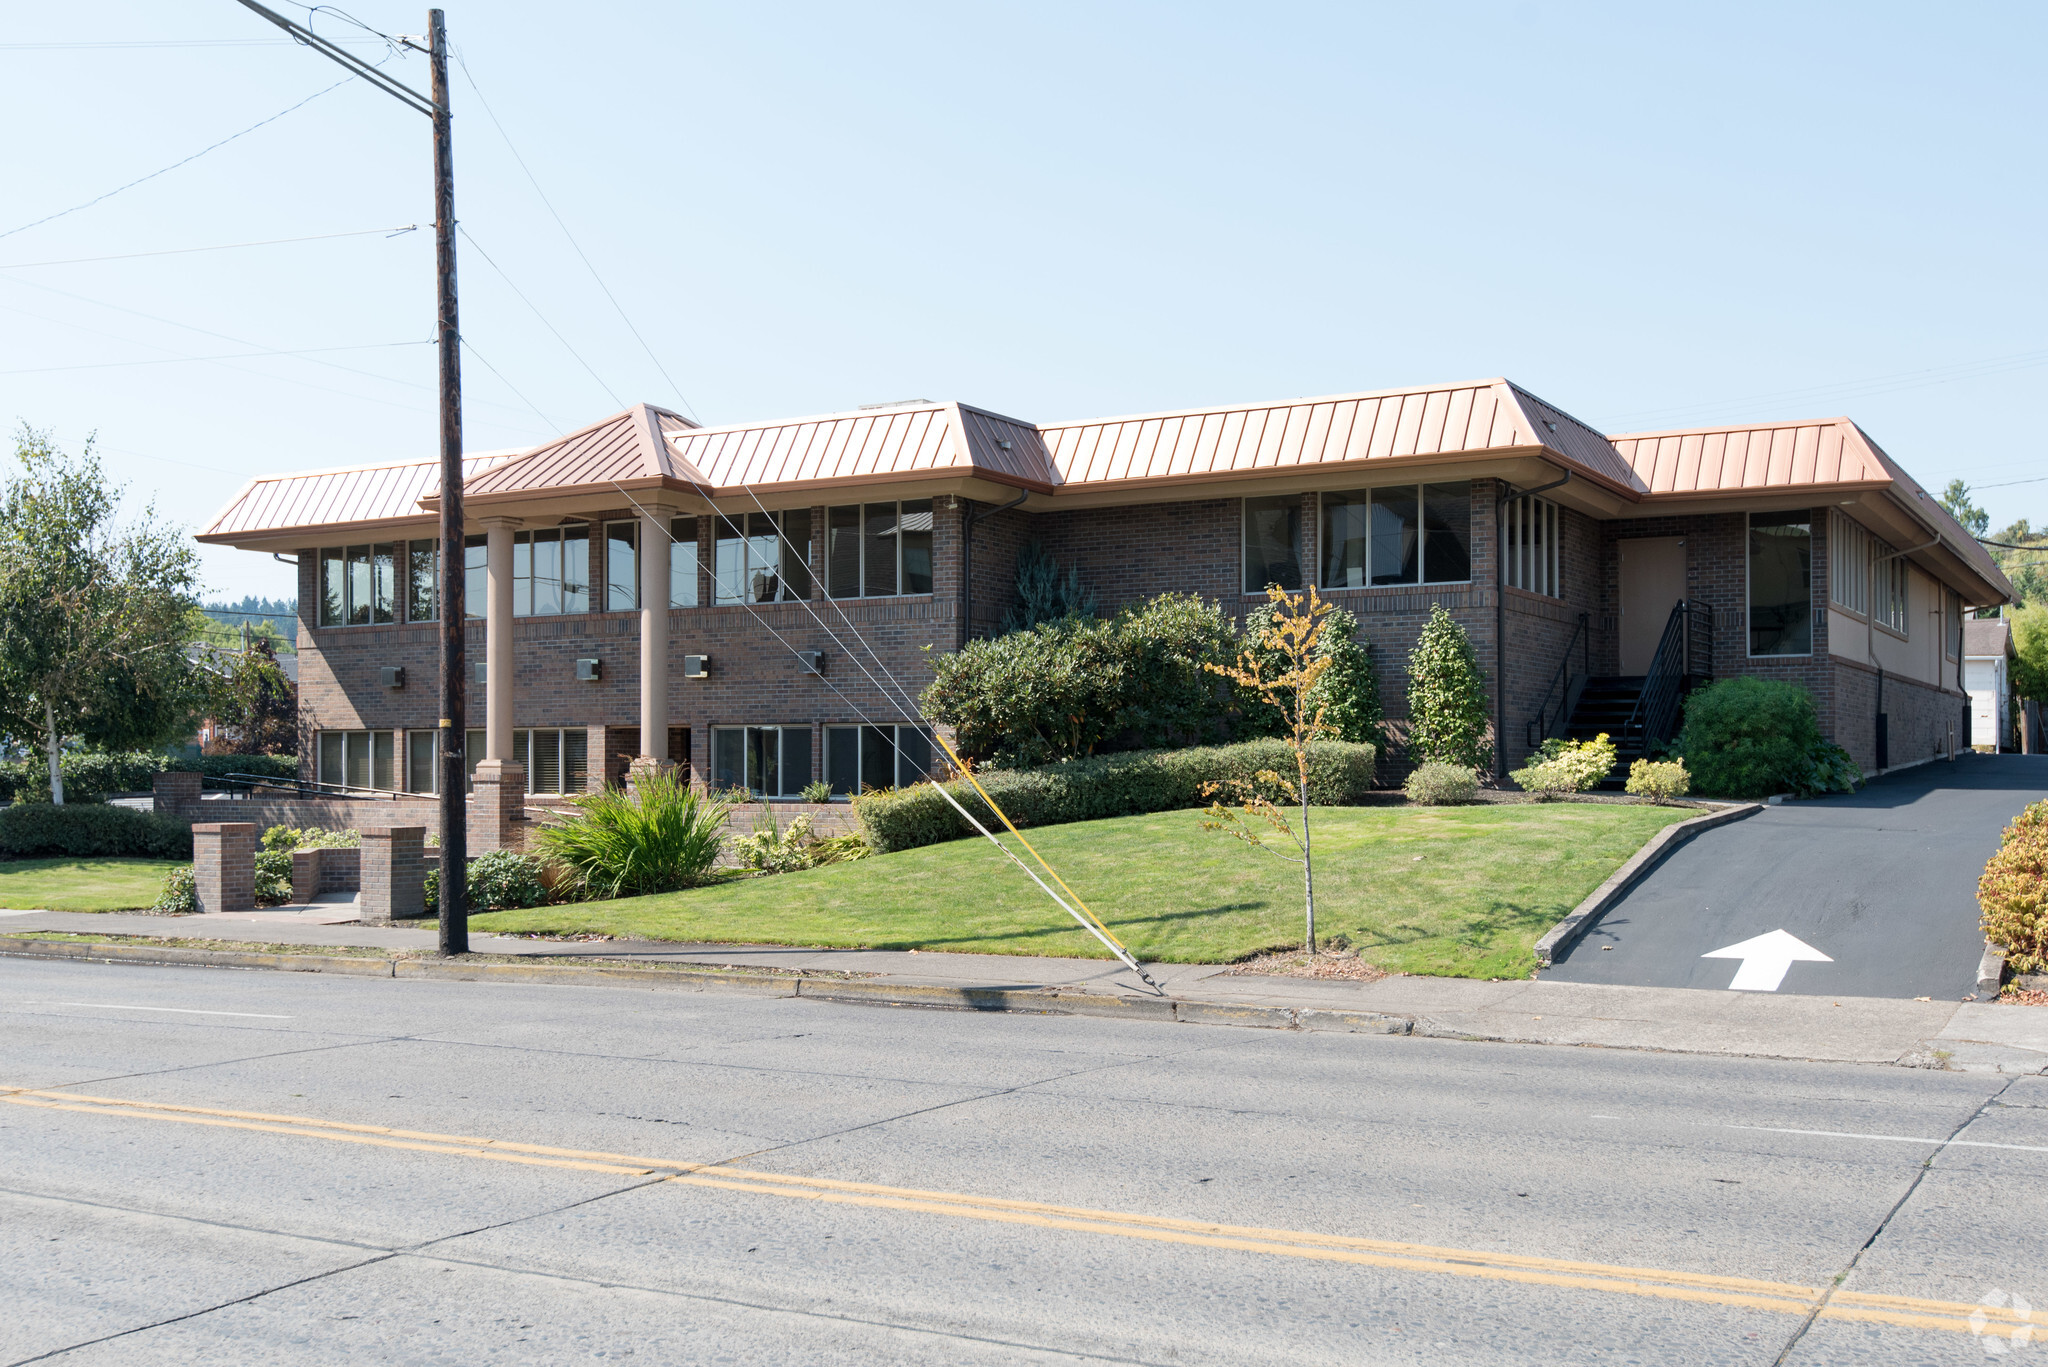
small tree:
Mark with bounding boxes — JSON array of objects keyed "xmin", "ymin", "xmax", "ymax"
[
  {"xmin": 0, "ymin": 428, "xmax": 200, "ymax": 802},
  {"xmin": 1001, "ymin": 542, "xmax": 1096, "ymax": 632},
  {"xmin": 1406, "ymin": 603, "xmax": 1491, "ymax": 771},
  {"xmin": 1199, "ymin": 586, "xmax": 1335, "ymax": 951},
  {"xmin": 1240, "ymin": 599, "xmax": 1383, "ymax": 747}
]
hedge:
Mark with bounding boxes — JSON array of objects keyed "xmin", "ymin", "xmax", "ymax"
[
  {"xmin": 0, "ymin": 803, "xmax": 193, "ymax": 860},
  {"xmin": 0, "ymin": 752, "xmax": 298, "ymax": 803},
  {"xmin": 852, "ymin": 738, "xmax": 1378, "ymax": 854}
]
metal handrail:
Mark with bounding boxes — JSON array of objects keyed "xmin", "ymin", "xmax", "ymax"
[
  {"xmin": 212, "ymin": 772, "xmax": 404, "ymax": 801},
  {"xmin": 1620, "ymin": 601, "xmax": 1713, "ymax": 752},
  {"xmin": 1527, "ymin": 612, "xmax": 1591, "ymax": 747}
]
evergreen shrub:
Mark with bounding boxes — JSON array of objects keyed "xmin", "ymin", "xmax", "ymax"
[
  {"xmin": 1674, "ymin": 677, "xmax": 1858, "ymax": 799},
  {"xmin": 852, "ymin": 738, "xmax": 1377, "ymax": 854},
  {"xmin": 0, "ymin": 802, "xmax": 191, "ymax": 859},
  {"xmin": 1402, "ymin": 762, "xmax": 1478, "ymax": 806}
]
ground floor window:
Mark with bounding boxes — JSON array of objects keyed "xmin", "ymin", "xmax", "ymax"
[
  {"xmin": 712, "ymin": 725, "xmax": 812, "ymax": 797},
  {"xmin": 1502, "ymin": 495, "xmax": 1560, "ymax": 597},
  {"xmin": 406, "ymin": 729, "xmax": 438, "ymax": 793},
  {"xmin": 825, "ymin": 724, "xmax": 934, "ymax": 795},
  {"xmin": 514, "ymin": 728, "xmax": 589, "ymax": 794},
  {"xmin": 1748, "ymin": 511, "xmax": 1812, "ymax": 656},
  {"xmin": 317, "ymin": 730, "xmax": 395, "ymax": 791}
]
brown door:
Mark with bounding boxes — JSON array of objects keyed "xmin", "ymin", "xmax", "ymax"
[{"xmin": 1618, "ymin": 537, "xmax": 1687, "ymax": 674}]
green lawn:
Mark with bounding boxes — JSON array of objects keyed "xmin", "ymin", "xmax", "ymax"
[
  {"xmin": 0, "ymin": 858, "xmax": 178, "ymax": 913},
  {"xmin": 471, "ymin": 804, "xmax": 1692, "ymax": 978}
]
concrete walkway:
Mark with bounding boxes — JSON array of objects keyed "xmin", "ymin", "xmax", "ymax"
[{"xmin": 5, "ymin": 906, "xmax": 2044, "ymax": 1073}]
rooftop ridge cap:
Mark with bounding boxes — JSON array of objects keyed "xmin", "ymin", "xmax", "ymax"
[{"xmin": 1038, "ymin": 378, "xmax": 1511, "ymax": 433}]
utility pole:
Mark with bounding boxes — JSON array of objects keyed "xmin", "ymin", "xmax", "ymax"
[{"xmin": 233, "ymin": 2, "xmax": 468, "ymax": 951}]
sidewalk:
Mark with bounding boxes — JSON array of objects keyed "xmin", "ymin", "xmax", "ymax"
[{"xmin": 3, "ymin": 907, "xmax": 2044, "ymax": 1072}]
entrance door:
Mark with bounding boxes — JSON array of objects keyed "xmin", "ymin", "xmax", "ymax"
[{"xmin": 1618, "ymin": 537, "xmax": 1686, "ymax": 675}]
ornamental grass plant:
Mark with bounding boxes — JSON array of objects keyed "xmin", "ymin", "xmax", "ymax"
[{"xmin": 532, "ymin": 770, "xmax": 734, "ymax": 901}]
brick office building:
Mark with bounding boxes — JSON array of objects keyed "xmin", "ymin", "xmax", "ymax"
[{"xmin": 199, "ymin": 377, "xmax": 2011, "ymax": 842}]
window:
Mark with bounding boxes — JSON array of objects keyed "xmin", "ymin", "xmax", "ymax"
[
  {"xmin": 825, "ymin": 724, "xmax": 934, "ymax": 795},
  {"xmin": 1945, "ymin": 588, "xmax": 1962, "ymax": 659},
  {"xmin": 317, "ymin": 730, "xmax": 395, "ymax": 791},
  {"xmin": 405, "ymin": 729, "xmax": 438, "ymax": 793},
  {"xmin": 826, "ymin": 501, "xmax": 930, "ymax": 598},
  {"xmin": 1502, "ymin": 495, "xmax": 1561, "ymax": 598},
  {"xmin": 317, "ymin": 544, "xmax": 397, "ymax": 626},
  {"xmin": 1829, "ymin": 511, "xmax": 1870, "ymax": 616},
  {"xmin": 1877, "ymin": 553, "xmax": 1910, "ymax": 635},
  {"xmin": 406, "ymin": 539, "xmax": 438, "ymax": 622},
  {"xmin": 464, "ymin": 535, "xmax": 486, "ymax": 619},
  {"xmin": 711, "ymin": 725, "xmax": 813, "ymax": 797},
  {"xmin": 717, "ymin": 510, "xmax": 811, "ymax": 604},
  {"xmin": 513, "ymin": 728, "xmax": 589, "ymax": 794},
  {"xmin": 1748, "ymin": 512, "xmax": 1812, "ymax": 656},
  {"xmin": 670, "ymin": 517, "xmax": 699, "ymax": 607},
  {"xmin": 513, "ymin": 524, "xmax": 590, "ymax": 616},
  {"xmin": 605, "ymin": 521, "xmax": 638, "ymax": 612},
  {"xmin": 1244, "ymin": 495, "xmax": 1303, "ymax": 593},
  {"xmin": 1310, "ymin": 483, "xmax": 1472, "ymax": 590}
]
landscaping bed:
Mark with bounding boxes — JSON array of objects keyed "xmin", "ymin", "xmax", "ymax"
[
  {"xmin": 0, "ymin": 858, "xmax": 183, "ymax": 913},
  {"xmin": 471, "ymin": 803, "xmax": 1692, "ymax": 979}
]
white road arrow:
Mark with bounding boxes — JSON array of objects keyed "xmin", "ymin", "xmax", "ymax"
[{"xmin": 1702, "ymin": 929, "xmax": 1833, "ymax": 992}]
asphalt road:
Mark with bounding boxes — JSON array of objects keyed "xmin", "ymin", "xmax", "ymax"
[
  {"xmin": 3, "ymin": 956, "xmax": 2045, "ymax": 1364},
  {"xmin": 1546, "ymin": 753, "xmax": 2048, "ymax": 1000}
]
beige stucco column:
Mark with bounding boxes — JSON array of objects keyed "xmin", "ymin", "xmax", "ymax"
[
  {"xmin": 634, "ymin": 504, "xmax": 681, "ymax": 778},
  {"xmin": 481, "ymin": 516, "xmax": 520, "ymax": 761}
]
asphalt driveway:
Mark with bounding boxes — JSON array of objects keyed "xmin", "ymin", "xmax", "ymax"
[{"xmin": 1545, "ymin": 753, "xmax": 2048, "ymax": 1000}]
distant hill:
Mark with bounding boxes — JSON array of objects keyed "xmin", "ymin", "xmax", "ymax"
[{"xmin": 200, "ymin": 597, "xmax": 298, "ymax": 648}]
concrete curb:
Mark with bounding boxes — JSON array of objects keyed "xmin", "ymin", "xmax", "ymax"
[
  {"xmin": 1533, "ymin": 802, "xmax": 1763, "ymax": 967},
  {"xmin": 0, "ymin": 936, "xmax": 1413, "ymax": 1037},
  {"xmin": 1978, "ymin": 940, "xmax": 2008, "ymax": 996}
]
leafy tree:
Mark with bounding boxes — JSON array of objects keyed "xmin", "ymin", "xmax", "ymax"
[
  {"xmin": 1001, "ymin": 542, "xmax": 1097, "ymax": 632},
  {"xmin": 2012, "ymin": 602, "xmax": 2048, "ymax": 702},
  {"xmin": 1985, "ymin": 518, "xmax": 2048, "ymax": 611},
  {"xmin": 1940, "ymin": 479, "xmax": 1990, "ymax": 538},
  {"xmin": 1199, "ymin": 586, "xmax": 1337, "ymax": 952},
  {"xmin": 199, "ymin": 637, "xmax": 299, "ymax": 755},
  {"xmin": 1406, "ymin": 604, "xmax": 1491, "ymax": 771},
  {"xmin": 0, "ymin": 428, "xmax": 200, "ymax": 802},
  {"xmin": 1241, "ymin": 599, "xmax": 1382, "ymax": 746}
]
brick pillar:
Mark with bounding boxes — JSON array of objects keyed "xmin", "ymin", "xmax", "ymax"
[
  {"xmin": 289, "ymin": 848, "xmax": 322, "ymax": 905},
  {"xmin": 359, "ymin": 826, "xmax": 427, "ymax": 924},
  {"xmin": 153, "ymin": 771, "xmax": 201, "ymax": 822},
  {"xmin": 192, "ymin": 822, "xmax": 256, "ymax": 913},
  {"xmin": 468, "ymin": 759, "xmax": 527, "ymax": 853}
]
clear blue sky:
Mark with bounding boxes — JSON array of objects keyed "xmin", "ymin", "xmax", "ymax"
[{"xmin": 3, "ymin": 1, "xmax": 2042, "ymax": 601}]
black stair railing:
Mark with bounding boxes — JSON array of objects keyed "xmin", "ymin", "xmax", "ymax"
[
  {"xmin": 1526, "ymin": 612, "xmax": 1591, "ymax": 748},
  {"xmin": 1620, "ymin": 600, "xmax": 1714, "ymax": 753}
]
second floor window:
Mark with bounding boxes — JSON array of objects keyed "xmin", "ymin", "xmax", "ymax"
[
  {"xmin": 605, "ymin": 521, "xmax": 638, "ymax": 612},
  {"xmin": 513, "ymin": 524, "xmax": 590, "ymax": 616},
  {"xmin": 828, "ymin": 500, "xmax": 932, "ymax": 598},
  {"xmin": 716, "ymin": 510, "xmax": 810, "ymax": 605},
  {"xmin": 319, "ymin": 544, "xmax": 397, "ymax": 626},
  {"xmin": 670, "ymin": 517, "xmax": 699, "ymax": 607}
]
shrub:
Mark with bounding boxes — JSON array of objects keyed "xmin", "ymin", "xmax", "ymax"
[
  {"xmin": 1674, "ymin": 677, "xmax": 1858, "ymax": 799},
  {"xmin": 423, "ymin": 849, "xmax": 549, "ymax": 915},
  {"xmin": 531, "ymin": 770, "xmax": 733, "ymax": 900},
  {"xmin": 1980, "ymin": 800, "xmax": 2048, "ymax": 973},
  {"xmin": 1001, "ymin": 541, "xmax": 1097, "ymax": 632},
  {"xmin": 1625, "ymin": 758, "xmax": 1692, "ymax": 804},
  {"xmin": 1240, "ymin": 600, "xmax": 1384, "ymax": 747},
  {"xmin": 1403, "ymin": 762, "xmax": 1478, "ymax": 806},
  {"xmin": 153, "ymin": 865, "xmax": 197, "ymax": 914},
  {"xmin": 1510, "ymin": 735, "xmax": 1616, "ymax": 801},
  {"xmin": 853, "ymin": 738, "xmax": 1378, "ymax": 854},
  {"xmin": 0, "ymin": 802, "xmax": 191, "ymax": 859},
  {"xmin": 261, "ymin": 825, "xmax": 359, "ymax": 852},
  {"xmin": 253, "ymin": 849, "xmax": 294, "ymax": 905},
  {"xmin": 1407, "ymin": 604, "xmax": 1491, "ymax": 770},
  {"xmin": 730, "ymin": 805, "xmax": 821, "ymax": 874}
]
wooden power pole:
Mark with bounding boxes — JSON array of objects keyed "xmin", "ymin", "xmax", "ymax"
[{"xmin": 233, "ymin": 2, "xmax": 468, "ymax": 951}]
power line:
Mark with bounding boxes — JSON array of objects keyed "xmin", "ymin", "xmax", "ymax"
[
  {"xmin": 0, "ymin": 38, "xmax": 388, "ymax": 50},
  {"xmin": 454, "ymin": 50, "xmax": 699, "ymax": 421},
  {"xmin": 458, "ymin": 336, "xmax": 558, "ymax": 432},
  {"xmin": 0, "ymin": 225, "xmax": 416, "ymax": 271},
  {"xmin": 1972, "ymin": 474, "xmax": 2048, "ymax": 491},
  {"xmin": 0, "ymin": 76, "xmax": 357, "ymax": 242},
  {"xmin": 457, "ymin": 225, "xmax": 622, "ymax": 410},
  {"xmin": 0, "ymin": 339, "xmax": 427, "ymax": 376}
]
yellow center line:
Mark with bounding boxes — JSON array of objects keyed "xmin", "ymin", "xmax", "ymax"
[{"xmin": 2, "ymin": 1086, "xmax": 2027, "ymax": 1336}]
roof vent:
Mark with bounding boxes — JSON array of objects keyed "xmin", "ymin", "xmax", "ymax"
[
  {"xmin": 996, "ymin": 439, "xmax": 1013, "ymax": 451},
  {"xmin": 1543, "ymin": 420, "xmax": 1558, "ymax": 433},
  {"xmin": 857, "ymin": 399, "xmax": 935, "ymax": 410}
]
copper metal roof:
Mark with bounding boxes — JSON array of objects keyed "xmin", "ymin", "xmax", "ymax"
[
  {"xmin": 1036, "ymin": 379, "xmax": 1633, "ymax": 491},
  {"xmin": 462, "ymin": 404, "xmax": 695, "ymax": 500},
  {"xmin": 664, "ymin": 401, "xmax": 1053, "ymax": 494},
  {"xmin": 199, "ymin": 451, "xmax": 518, "ymax": 538},
  {"xmin": 1608, "ymin": 418, "xmax": 1890, "ymax": 495}
]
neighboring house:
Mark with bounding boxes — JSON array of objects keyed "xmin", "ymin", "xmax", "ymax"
[
  {"xmin": 1963, "ymin": 617, "xmax": 2016, "ymax": 751},
  {"xmin": 197, "ymin": 377, "xmax": 2012, "ymax": 842}
]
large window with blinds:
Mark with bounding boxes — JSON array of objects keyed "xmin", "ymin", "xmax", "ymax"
[
  {"xmin": 716, "ymin": 511, "xmax": 810, "ymax": 605},
  {"xmin": 317, "ymin": 730, "xmax": 396, "ymax": 792},
  {"xmin": 826, "ymin": 501, "xmax": 932, "ymax": 598},
  {"xmin": 1502, "ymin": 495, "xmax": 1561, "ymax": 598},
  {"xmin": 513, "ymin": 728, "xmax": 588, "ymax": 794}
]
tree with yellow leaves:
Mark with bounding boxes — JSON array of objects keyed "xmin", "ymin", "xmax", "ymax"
[{"xmin": 1200, "ymin": 585, "xmax": 1336, "ymax": 951}]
